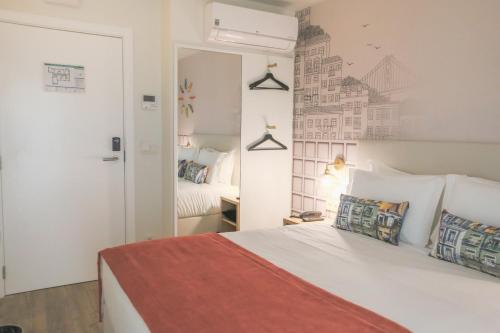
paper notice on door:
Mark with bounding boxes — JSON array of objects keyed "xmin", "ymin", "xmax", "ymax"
[{"xmin": 44, "ymin": 63, "xmax": 85, "ymax": 93}]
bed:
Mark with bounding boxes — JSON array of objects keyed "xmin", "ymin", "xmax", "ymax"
[
  {"xmin": 177, "ymin": 178, "xmax": 239, "ymax": 218},
  {"xmin": 177, "ymin": 178, "xmax": 239, "ymax": 235},
  {"xmin": 176, "ymin": 134, "xmax": 240, "ymax": 236},
  {"xmin": 100, "ymin": 222, "xmax": 500, "ymax": 333},
  {"xmin": 102, "ymin": 140, "xmax": 500, "ymax": 332}
]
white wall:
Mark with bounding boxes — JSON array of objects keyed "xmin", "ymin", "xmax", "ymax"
[
  {"xmin": 0, "ymin": 0, "xmax": 164, "ymax": 241},
  {"xmin": 178, "ymin": 50, "xmax": 241, "ymax": 136},
  {"xmin": 305, "ymin": 0, "xmax": 500, "ymax": 142},
  {"xmin": 240, "ymin": 54, "xmax": 293, "ymax": 230},
  {"xmin": 0, "ymin": 0, "xmax": 297, "ymax": 239},
  {"xmin": 166, "ymin": 0, "xmax": 295, "ymax": 234}
]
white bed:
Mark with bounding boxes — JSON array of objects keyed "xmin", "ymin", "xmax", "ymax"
[
  {"xmin": 177, "ymin": 177, "xmax": 239, "ymax": 218},
  {"xmin": 101, "ymin": 222, "xmax": 500, "ymax": 333},
  {"xmin": 176, "ymin": 134, "xmax": 241, "ymax": 236},
  {"xmin": 176, "ymin": 178, "xmax": 239, "ymax": 236}
]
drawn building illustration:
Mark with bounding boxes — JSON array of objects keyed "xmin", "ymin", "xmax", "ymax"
[
  {"xmin": 361, "ymin": 55, "xmax": 415, "ymax": 102},
  {"xmin": 293, "ymin": 8, "xmax": 414, "ymax": 143},
  {"xmin": 291, "ymin": 7, "xmax": 414, "ymax": 216}
]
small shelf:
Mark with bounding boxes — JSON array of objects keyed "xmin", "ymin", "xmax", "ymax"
[
  {"xmin": 221, "ymin": 196, "xmax": 240, "ymax": 232},
  {"xmin": 222, "ymin": 196, "xmax": 239, "ymax": 206},
  {"xmin": 222, "ymin": 218, "xmax": 237, "ymax": 228}
]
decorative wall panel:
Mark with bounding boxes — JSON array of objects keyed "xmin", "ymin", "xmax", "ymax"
[{"xmin": 291, "ymin": 1, "xmax": 500, "ymax": 216}]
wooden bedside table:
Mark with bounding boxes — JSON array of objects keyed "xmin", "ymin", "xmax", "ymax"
[
  {"xmin": 283, "ymin": 216, "xmax": 304, "ymax": 225},
  {"xmin": 221, "ymin": 196, "xmax": 240, "ymax": 231},
  {"xmin": 283, "ymin": 216, "xmax": 334, "ymax": 226}
]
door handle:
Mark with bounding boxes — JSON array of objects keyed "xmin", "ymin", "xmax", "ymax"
[{"xmin": 102, "ymin": 156, "xmax": 119, "ymax": 162}]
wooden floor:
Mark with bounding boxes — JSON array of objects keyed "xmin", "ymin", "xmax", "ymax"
[{"xmin": 0, "ymin": 282, "xmax": 102, "ymax": 333}]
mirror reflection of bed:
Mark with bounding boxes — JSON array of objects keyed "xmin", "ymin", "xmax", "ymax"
[{"xmin": 176, "ymin": 48, "xmax": 242, "ymax": 236}]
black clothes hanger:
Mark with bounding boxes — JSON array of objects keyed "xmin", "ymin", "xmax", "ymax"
[
  {"xmin": 247, "ymin": 133, "xmax": 288, "ymax": 151},
  {"xmin": 248, "ymin": 63, "xmax": 289, "ymax": 91}
]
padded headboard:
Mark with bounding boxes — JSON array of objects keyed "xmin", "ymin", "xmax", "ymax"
[
  {"xmin": 356, "ymin": 140, "xmax": 500, "ymax": 182},
  {"xmin": 190, "ymin": 134, "xmax": 241, "ymax": 186}
]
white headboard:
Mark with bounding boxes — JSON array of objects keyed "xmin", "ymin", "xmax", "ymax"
[
  {"xmin": 356, "ymin": 140, "xmax": 500, "ymax": 181},
  {"xmin": 189, "ymin": 134, "xmax": 241, "ymax": 186}
]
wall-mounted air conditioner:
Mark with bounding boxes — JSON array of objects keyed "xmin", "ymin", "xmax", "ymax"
[{"xmin": 205, "ymin": 2, "xmax": 298, "ymax": 53}]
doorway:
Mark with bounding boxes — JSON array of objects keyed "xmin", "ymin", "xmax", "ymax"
[{"xmin": 0, "ymin": 20, "xmax": 130, "ymax": 294}]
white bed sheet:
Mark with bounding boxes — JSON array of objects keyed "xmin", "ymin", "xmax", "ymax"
[
  {"xmin": 101, "ymin": 223, "xmax": 500, "ymax": 333},
  {"xmin": 177, "ymin": 178, "xmax": 239, "ymax": 218},
  {"xmin": 101, "ymin": 258, "xmax": 148, "ymax": 333},
  {"xmin": 225, "ymin": 224, "xmax": 500, "ymax": 333}
]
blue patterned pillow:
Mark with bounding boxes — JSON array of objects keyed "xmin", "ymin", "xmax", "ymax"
[
  {"xmin": 184, "ymin": 162, "xmax": 208, "ymax": 184},
  {"xmin": 335, "ymin": 194, "xmax": 409, "ymax": 245},
  {"xmin": 431, "ymin": 210, "xmax": 500, "ymax": 278},
  {"xmin": 178, "ymin": 159, "xmax": 188, "ymax": 178}
]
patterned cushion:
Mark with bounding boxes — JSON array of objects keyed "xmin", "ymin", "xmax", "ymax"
[
  {"xmin": 431, "ymin": 210, "xmax": 500, "ymax": 278},
  {"xmin": 183, "ymin": 162, "xmax": 208, "ymax": 184},
  {"xmin": 335, "ymin": 194, "xmax": 410, "ymax": 245},
  {"xmin": 178, "ymin": 159, "xmax": 188, "ymax": 178}
]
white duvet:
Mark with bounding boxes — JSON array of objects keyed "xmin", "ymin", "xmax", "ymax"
[
  {"xmin": 225, "ymin": 224, "xmax": 500, "ymax": 333},
  {"xmin": 102, "ymin": 223, "xmax": 500, "ymax": 333},
  {"xmin": 177, "ymin": 178, "xmax": 239, "ymax": 218}
]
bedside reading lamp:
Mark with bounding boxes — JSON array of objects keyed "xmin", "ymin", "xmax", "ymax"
[
  {"xmin": 320, "ymin": 156, "xmax": 347, "ymax": 216},
  {"xmin": 321, "ymin": 155, "xmax": 346, "ymax": 187}
]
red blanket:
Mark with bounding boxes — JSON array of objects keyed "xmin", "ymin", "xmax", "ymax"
[{"xmin": 99, "ymin": 233, "xmax": 409, "ymax": 333}]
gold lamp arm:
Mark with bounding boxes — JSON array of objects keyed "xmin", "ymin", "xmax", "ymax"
[{"xmin": 324, "ymin": 155, "xmax": 346, "ymax": 175}]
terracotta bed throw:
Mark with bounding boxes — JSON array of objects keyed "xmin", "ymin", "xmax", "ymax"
[{"xmin": 99, "ymin": 233, "xmax": 409, "ymax": 333}]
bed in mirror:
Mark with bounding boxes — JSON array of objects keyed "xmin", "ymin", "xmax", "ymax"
[{"xmin": 176, "ymin": 47, "xmax": 242, "ymax": 236}]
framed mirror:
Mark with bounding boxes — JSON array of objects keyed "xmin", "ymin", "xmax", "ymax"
[{"xmin": 175, "ymin": 47, "xmax": 242, "ymax": 236}]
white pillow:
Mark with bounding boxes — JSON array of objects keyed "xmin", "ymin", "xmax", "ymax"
[
  {"xmin": 196, "ymin": 148, "xmax": 227, "ymax": 184},
  {"xmin": 346, "ymin": 160, "xmax": 403, "ymax": 196},
  {"xmin": 178, "ymin": 146, "xmax": 198, "ymax": 161},
  {"xmin": 349, "ymin": 169, "xmax": 445, "ymax": 248},
  {"xmin": 368, "ymin": 160, "xmax": 409, "ymax": 176},
  {"xmin": 429, "ymin": 174, "xmax": 500, "ymax": 251},
  {"xmin": 346, "ymin": 165, "xmax": 372, "ymax": 194},
  {"xmin": 442, "ymin": 175, "xmax": 500, "ymax": 226},
  {"xmin": 368, "ymin": 160, "xmax": 451, "ymax": 248},
  {"xmin": 218, "ymin": 150, "xmax": 235, "ymax": 185}
]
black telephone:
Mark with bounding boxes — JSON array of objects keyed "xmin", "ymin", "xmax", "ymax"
[{"xmin": 292, "ymin": 211, "xmax": 324, "ymax": 222}]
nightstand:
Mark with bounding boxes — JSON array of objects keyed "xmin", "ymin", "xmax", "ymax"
[
  {"xmin": 221, "ymin": 196, "xmax": 240, "ymax": 231},
  {"xmin": 283, "ymin": 216, "xmax": 304, "ymax": 225},
  {"xmin": 283, "ymin": 216, "xmax": 332, "ymax": 226}
]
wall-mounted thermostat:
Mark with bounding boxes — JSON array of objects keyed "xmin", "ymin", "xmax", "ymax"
[{"xmin": 142, "ymin": 95, "xmax": 159, "ymax": 110}]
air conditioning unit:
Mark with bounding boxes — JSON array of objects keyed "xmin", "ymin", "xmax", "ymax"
[{"xmin": 205, "ymin": 2, "xmax": 298, "ymax": 53}]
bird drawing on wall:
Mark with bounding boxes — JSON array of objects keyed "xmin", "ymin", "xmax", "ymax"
[
  {"xmin": 347, "ymin": 62, "xmax": 354, "ymax": 66},
  {"xmin": 361, "ymin": 24, "xmax": 370, "ymax": 28},
  {"xmin": 374, "ymin": 45, "xmax": 382, "ymax": 50},
  {"xmin": 366, "ymin": 43, "xmax": 373, "ymax": 47}
]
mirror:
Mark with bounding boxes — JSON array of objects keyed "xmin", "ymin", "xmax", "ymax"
[{"xmin": 176, "ymin": 48, "xmax": 242, "ymax": 236}]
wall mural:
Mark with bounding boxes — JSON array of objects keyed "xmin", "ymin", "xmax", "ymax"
[
  {"xmin": 293, "ymin": 8, "xmax": 415, "ymax": 143},
  {"xmin": 291, "ymin": 2, "xmax": 500, "ymax": 217},
  {"xmin": 292, "ymin": 7, "xmax": 415, "ymax": 217}
]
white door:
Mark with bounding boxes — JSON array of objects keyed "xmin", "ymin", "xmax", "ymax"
[{"xmin": 0, "ymin": 22, "xmax": 126, "ymax": 294}]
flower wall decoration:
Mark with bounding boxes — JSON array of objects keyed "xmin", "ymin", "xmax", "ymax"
[{"xmin": 178, "ymin": 78, "xmax": 196, "ymax": 118}]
